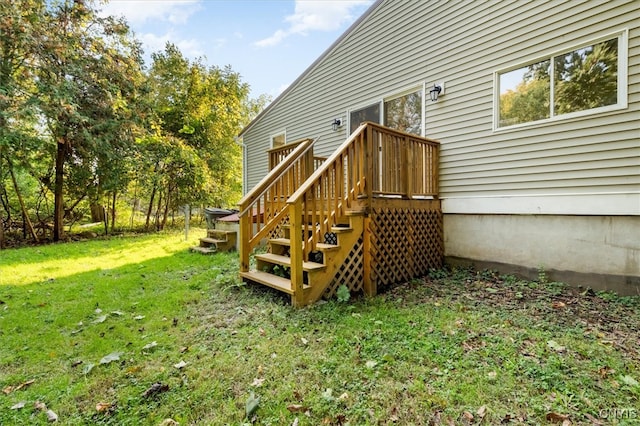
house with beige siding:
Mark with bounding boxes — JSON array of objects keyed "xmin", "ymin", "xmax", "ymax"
[{"xmin": 237, "ymin": 0, "xmax": 640, "ymax": 304}]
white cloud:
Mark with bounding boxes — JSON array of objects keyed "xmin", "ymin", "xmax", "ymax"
[
  {"xmin": 254, "ymin": 0, "xmax": 373, "ymax": 47},
  {"xmin": 99, "ymin": 0, "xmax": 202, "ymax": 25},
  {"xmin": 139, "ymin": 31, "xmax": 203, "ymax": 59}
]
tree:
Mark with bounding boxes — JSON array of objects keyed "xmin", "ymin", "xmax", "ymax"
[
  {"xmin": 147, "ymin": 43, "xmax": 250, "ymax": 208},
  {"xmin": 34, "ymin": 0, "xmax": 144, "ymax": 240},
  {"xmin": 0, "ymin": 0, "xmax": 46, "ymax": 244}
]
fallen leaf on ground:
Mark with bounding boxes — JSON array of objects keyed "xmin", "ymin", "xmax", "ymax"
[
  {"xmin": 462, "ymin": 411, "xmax": 474, "ymax": 422},
  {"xmin": 134, "ymin": 315, "xmax": 145, "ymax": 320},
  {"xmin": 301, "ymin": 337, "xmax": 309, "ymax": 345},
  {"xmin": 477, "ymin": 405, "xmax": 487, "ymax": 417},
  {"xmin": 96, "ymin": 402, "xmax": 112, "ymax": 412},
  {"xmin": 173, "ymin": 360, "xmax": 187, "ymax": 369},
  {"xmin": 365, "ymin": 360, "xmax": 378, "ymax": 369},
  {"xmin": 546, "ymin": 412, "xmax": 569, "ymax": 423},
  {"xmin": 251, "ymin": 378, "xmax": 265, "ymax": 387},
  {"xmin": 159, "ymin": 420, "xmax": 179, "ymax": 426},
  {"xmin": 142, "ymin": 382, "xmax": 169, "ymax": 398},
  {"xmin": 547, "ymin": 340, "xmax": 566, "ymax": 353},
  {"xmin": 287, "ymin": 404, "xmax": 306, "ymax": 413},
  {"xmin": 99, "ymin": 352, "xmax": 122, "ymax": 365},
  {"xmin": 598, "ymin": 366, "xmax": 614, "ymax": 378},
  {"xmin": 92, "ymin": 315, "xmax": 107, "ymax": 324},
  {"xmin": 10, "ymin": 401, "xmax": 26, "ymax": 410},
  {"xmin": 16, "ymin": 379, "xmax": 35, "ymax": 391},
  {"xmin": 552, "ymin": 301, "xmax": 566, "ymax": 309},
  {"xmin": 46, "ymin": 409, "xmax": 58, "ymax": 422},
  {"xmin": 110, "ymin": 311, "xmax": 123, "ymax": 316},
  {"xmin": 245, "ymin": 391, "xmax": 260, "ymax": 418},
  {"xmin": 180, "ymin": 346, "xmax": 189, "ymax": 353},
  {"xmin": 142, "ymin": 341, "xmax": 158, "ymax": 351},
  {"xmin": 35, "ymin": 401, "xmax": 47, "ymax": 411},
  {"xmin": 83, "ymin": 363, "xmax": 95, "ymax": 375}
]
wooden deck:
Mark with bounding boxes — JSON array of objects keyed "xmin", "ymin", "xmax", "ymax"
[{"xmin": 238, "ymin": 122, "xmax": 442, "ymax": 306}]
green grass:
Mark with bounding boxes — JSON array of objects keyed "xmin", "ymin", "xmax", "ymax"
[{"xmin": 1, "ymin": 232, "xmax": 639, "ymax": 425}]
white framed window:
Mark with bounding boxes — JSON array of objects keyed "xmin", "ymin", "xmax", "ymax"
[
  {"xmin": 270, "ymin": 130, "xmax": 286, "ymax": 148},
  {"xmin": 383, "ymin": 87, "xmax": 423, "ymax": 136},
  {"xmin": 349, "ymin": 102, "xmax": 381, "ymax": 134},
  {"xmin": 348, "ymin": 84, "xmax": 426, "ymax": 136},
  {"xmin": 495, "ymin": 30, "xmax": 628, "ymax": 130}
]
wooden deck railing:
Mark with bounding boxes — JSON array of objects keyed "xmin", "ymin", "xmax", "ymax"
[
  {"xmin": 239, "ymin": 138, "xmax": 316, "ymax": 272},
  {"xmin": 268, "ymin": 140, "xmax": 307, "ymax": 170},
  {"xmin": 285, "ymin": 122, "xmax": 439, "ymax": 303}
]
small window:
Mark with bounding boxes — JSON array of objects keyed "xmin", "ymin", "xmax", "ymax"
[
  {"xmin": 384, "ymin": 89, "xmax": 423, "ymax": 135},
  {"xmin": 350, "ymin": 103, "xmax": 380, "ymax": 133},
  {"xmin": 270, "ymin": 131, "xmax": 286, "ymax": 148},
  {"xmin": 497, "ymin": 33, "xmax": 625, "ymax": 128}
]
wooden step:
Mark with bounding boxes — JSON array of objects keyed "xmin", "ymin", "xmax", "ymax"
[
  {"xmin": 200, "ymin": 237, "xmax": 227, "ymax": 245},
  {"xmin": 190, "ymin": 246, "xmax": 217, "ymax": 254},
  {"xmin": 269, "ymin": 238, "xmax": 339, "ymax": 251},
  {"xmin": 240, "ymin": 270, "xmax": 295, "ymax": 294},
  {"xmin": 255, "ymin": 253, "xmax": 325, "ymax": 271},
  {"xmin": 282, "ymin": 223, "xmax": 353, "ymax": 233}
]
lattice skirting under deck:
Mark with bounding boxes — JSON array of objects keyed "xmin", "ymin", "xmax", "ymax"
[{"xmin": 368, "ymin": 205, "xmax": 443, "ymax": 288}]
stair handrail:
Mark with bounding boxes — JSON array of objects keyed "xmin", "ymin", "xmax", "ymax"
[
  {"xmin": 284, "ymin": 122, "xmax": 440, "ymax": 303},
  {"xmin": 238, "ymin": 137, "xmax": 316, "ymax": 216},
  {"xmin": 238, "ymin": 136, "xmax": 318, "ymax": 273}
]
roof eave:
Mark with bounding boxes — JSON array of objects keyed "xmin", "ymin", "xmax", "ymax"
[{"xmin": 238, "ymin": 0, "xmax": 385, "ymax": 137}]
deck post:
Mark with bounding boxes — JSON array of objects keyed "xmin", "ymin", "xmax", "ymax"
[
  {"xmin": 405, "ymin": 136, "xmax": 413, "ymax": 199},
  {"xmin": 289, "ymin": 200, "xmax": 305, "ymax": 306},
  {"xmin": 365, "ymin": 124, "xmax": 374, "ymax": 204},
  {"xmin": 239, "ymin": 212, "xmax": 251, "ymax": 272},
  {"xmin": 362, "ymin": 215, "xmax": 376, "ymax": 297}
]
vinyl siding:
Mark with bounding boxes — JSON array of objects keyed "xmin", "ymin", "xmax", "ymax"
[{"xmin": 242, "ymin": 0, "xmax": 640, "ymax": 215}]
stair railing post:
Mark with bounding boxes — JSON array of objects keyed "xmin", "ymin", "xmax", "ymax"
[
  {"xmin": 289, "ymin": 199, "xmax": 305, "ymax": 306},
  {"xmin": 365, "ymin": 123, "xmax": 374, "ymax": 204},
  {"xmin": 405, "ymin": 136, "xmax": 413, "ymax": 199},
  {"xmin": 239, "ymin": 212, "xmax": 251, "ymax": 272}
]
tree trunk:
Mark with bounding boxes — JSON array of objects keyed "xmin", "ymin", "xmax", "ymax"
[
  {"xmin": 53, "ymin": 141, "xmax": 66, "ymax": 241},
  {"xmin": 161, "ymin": 191, "xmax": 170, "ymax": 230},
  {"xmin": 90, "ymin": 202, "xmax": 105, "ymax": 222},
  {"xmin": 8, "ymin": 160, "xmax": 39, "ymax": 243},
  {"xmin": 145, "ymin": 185, "xmax": 156, "ymax": 231},
  {"xmin": 0, "ymin": 210, "xmax": 5, "ymax": 249},
  {"xmin": 155, "ymin": 191, "xmax": 163, "ymax": 231},
  {"xmin": 111, "ymin": 191, "xmax": 117, "ymax": 232}
]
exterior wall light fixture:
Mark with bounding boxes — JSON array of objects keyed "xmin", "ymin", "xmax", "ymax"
[
  {"xmin": 429, "ymin": 84, "xmax": 442, "ymax": 102},
  {"xmin": 331, "ymin": 118, "xmax": 342, "ymax": 131}
]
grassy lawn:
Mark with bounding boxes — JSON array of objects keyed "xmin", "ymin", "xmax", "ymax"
[{"xmin": 1, "ymin": 231, "xmax": 639, "ymax": 425}]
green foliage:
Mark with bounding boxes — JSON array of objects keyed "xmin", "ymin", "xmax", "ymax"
[
  {"xmin": 336, "ymin": 284, "xmax": 351, "ymax": 302},
  {"xmin": 0, "ymin": 2, "xmax": 261, "ymax": 246}
]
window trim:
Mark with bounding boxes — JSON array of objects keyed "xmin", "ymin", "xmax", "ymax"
[
  {"xmin": 493, "ymin": 29, "xmax": 628, "ymax": 132},
  {"xmin": 383, "ymin": 85, "xmax": 425, "ymax": 136},
  {"xmin": 347, "ymin": 83, "xmax": 427, "ymax": 136},
  {"xmin": 269, "ymin": 129, "xmax": 287, "ymax": 148}
]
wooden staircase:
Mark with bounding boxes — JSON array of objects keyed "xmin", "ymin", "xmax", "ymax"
[
  {"xmin": 240, "ymin": 212, "xmax": 364, "ymax": 304},
  {"xmin": 238, "ymin": 123, "xmax": 442, "ymax": 307},
  {"xmin": 191, "ymin": 229, "xmax": 237, "ymax": 254}
]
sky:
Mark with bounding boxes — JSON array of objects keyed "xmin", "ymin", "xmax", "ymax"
[{"xmin": 99, "ymin": 0, "xmax": 374, "ymax": 99}]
